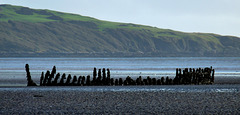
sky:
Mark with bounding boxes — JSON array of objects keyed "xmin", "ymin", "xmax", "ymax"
[{"xmin": 1, "ymin": 0, "xmax": 240, "ymax": 37}]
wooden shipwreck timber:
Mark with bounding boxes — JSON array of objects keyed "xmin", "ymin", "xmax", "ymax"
[{"xmin": 25, "ymin": 64, "xmax": 215, "ymax": 86}]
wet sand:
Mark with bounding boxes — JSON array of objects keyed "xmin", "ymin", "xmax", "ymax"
[{"xmin": 1, "ymin": 86, "xmax": 240, "ymax": 114}]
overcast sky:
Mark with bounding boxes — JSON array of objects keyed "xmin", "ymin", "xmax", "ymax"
[{"xmin": 1, "ymin": 0, "xmax": 240, "ymax": 37}]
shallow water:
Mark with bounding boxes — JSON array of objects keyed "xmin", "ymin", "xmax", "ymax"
[{"xmin": 0, "ymin": 57, "xmax": 240, "ymax": 86}]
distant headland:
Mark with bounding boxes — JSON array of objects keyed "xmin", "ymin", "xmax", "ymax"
[{"xmin": 0, "ymin": 5, "xmax": 240, "ymax": 57}]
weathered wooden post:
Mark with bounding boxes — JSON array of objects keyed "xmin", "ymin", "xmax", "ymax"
[
  {"xmin": 166, "ymin": 76, "xmax": 169, "ymax": 85},
  {"xmin": 179, "ymin": 68, "xmax": 182, "ymax": 84},
  {"xmin": 173, "ymin": 75, "xmax": 180, "ymax": 85},
  {"xmin": 110, "ymin": 78, "xmax": 114, "ymax": 86},
  {"xmin": 126, "ymin": 76, "xmax": 134, "ymax": 85},
  {"xmin": 147, "ymin": 76, "xmax": 152, "ymax": 85},
  {"xmin": 52, "ymin": 73, "xmax": 60, "ymax": 86},
  {"xmin": 86, "ymin": 75, "xmax": 91, "ymax": 86},
  {"xmin": 191, "ymin": 68, "xmax": 195, "ymax": 84},
  {"xmin": 92, "ymin": 68, "xmax": 97, "ymax": 85},
  {"xmin": 152, "ymin": 78, "xmax": 157, "ymax": 85},
  {"xmin": 77, "ymin": 76, "xmax": 82, "ymax": 86},
  {"xmin": 49, "ymin": 66, "xmax": 56, "ymax": 85},
  {"xmin": 211, "ymin": 69, "xmax": 215, "ymax": 84},
  {"xmin": 192, "ymin": 69, "xmax": 196, "ymax": 84},
  {"xmin": 196, "ymin": 72, "xmax": 199, "ymax": 85},
  {"xmin": 185, "ymin": 68, "xmax": 190, "ymax": 84},
  {"xmin": 97, "ymin": 69, "xmax": 102, "ymax": 85},
  {"xmin": 59, "ymin": 73, "xmax": 66, "ymax": 86},
  {"xmin": 182, "ymin": 69, "xmax": 186, "ymax": 84},
  {"xmin": 174, "ymin": 68, "xmax": 180, "ymax": 85},
  {"xmin": 136, "ymin": 76, "xmax": 141, "ymax": 85},
  {"xmin": 140, "ymin": 76, "xmax": 143, "ymax": 85},
  {"xmin": 143, "ymin": 79, "xmax": 148, "ymax": 85},
  {"xmin": 81, "ymin": 76, "xmax": 85, "ymax": 86},
  {"xmin": 107, "ymin": 68, "xmax": 111, "ymax": 85},
  {"xmin": 72, "ymin": 75, "xmax": 78, "ymax": 86},
  {"xmin": 25, "ymin": 64, "xmax": 37, "ymax": 86},
  {"xmin": 40, "ymin": 72, "xmax": 44, "ymax": 86},
  {"xmin": 102, "ymin": 68, "xmax": 106, "ymax": 85},
  {"xmin": 124, "ymin": 78, "xmax": 128, "ymax": 86},
  {"xmin": 189, "ymin": 68, "xmax": 193, "ymax": 84},
  {"xmin": 65, "ymin": 74, "xmax": 72, "ymax": 86},
  {"xmin": 43, "ymin": 71, "xmax": 50, "ymax": 86},
  {"xmin": 115, "ymin": 79, "xmax": 119, "ymax": 86},
  {"xmin": 198, "ymin": 70, "xmax": 203, "ymax": 85},
  {"xmin": 132, "ymin": 79, "xmax": 136, "ymax": 85},
  {"xmin": 136, "ymin": 78, "xmax": 140, "ymax": 85},
  {"xmin": 119, "ymin": 78, "xmax": 123, "ymax": 86},
  {"xmin": 127, "ymin": 76, "xmax": 133, "ymax": 85},
  {"xmin": 46, "ymin": 66, "xmax": 56, "ymax": 86},
  {"xmin": 161, "ymin": 77, "xmax": 165, "ymax": 85},
  {"xmin": 176, "ymin": 68, "xmax": 179, "ymax": 78},
  {"xmin": 157, "ymin": 79, "xmax": 161, "ymax": 85},
  {"xmin": 169, "ymin": 78, "xmax": 173, "ymax": 85}
]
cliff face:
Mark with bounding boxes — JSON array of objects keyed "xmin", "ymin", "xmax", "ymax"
[{"xmin": 1, "ymin": 5, "xmax": 240, "ymax": 57}]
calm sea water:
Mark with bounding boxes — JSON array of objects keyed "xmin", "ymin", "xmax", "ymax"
[{"xmin": 0, "ymin": 57, "xmax": 240, "ymax": 86}]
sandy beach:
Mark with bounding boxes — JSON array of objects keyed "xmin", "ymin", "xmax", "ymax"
[{"xmin": 1, "ymin": 86, "xmax": 240, "ymax": 114}]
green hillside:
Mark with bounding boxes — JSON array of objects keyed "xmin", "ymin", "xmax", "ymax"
[{"xmin": 0, "ymin": 4, "xmax": 240, "ymax": 57}]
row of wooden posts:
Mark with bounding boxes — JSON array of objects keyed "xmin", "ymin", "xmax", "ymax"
[{"xmin": 25, "ymin": 64, "xmax": 214, "ymax": 86}]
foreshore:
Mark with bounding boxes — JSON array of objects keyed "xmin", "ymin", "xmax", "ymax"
[{"xmin": 1, "ymin": 85, "xmax": 240, "ymax": 114}]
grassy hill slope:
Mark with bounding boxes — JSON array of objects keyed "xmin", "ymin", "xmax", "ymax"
[{"xmin": 1, "ymin": 4, "xmax": 240, "ymax": 57}]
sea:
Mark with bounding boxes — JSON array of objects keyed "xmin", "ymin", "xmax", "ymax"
[{"xmin": 0, "ymin": 57, "xmax": 240, "ymax": 88}]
